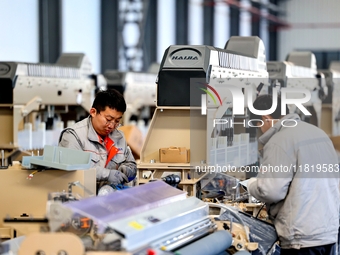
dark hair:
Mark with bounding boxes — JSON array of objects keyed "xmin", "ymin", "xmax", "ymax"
[
  {"xmin": 249, "ymin": 94, "xmax": 289, "ymax": 124},
  {"xmin": 92, "ymin": 89, "xmax": 126, "ymax": 113}
]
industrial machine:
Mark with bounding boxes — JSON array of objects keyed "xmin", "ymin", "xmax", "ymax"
[
  {"xmin": 0, "ymin": 146, "xmax": 96, "ymax": 247},
  {"xmin": 0, "ymin": 53, "xmax": 107, "ymax": 162},
  {"xmin": 205, "ymin": 36, "xmax": 269, "ymax": 177},
  {"xmin": 266, "ymin": 51, "xmax": 327, "ymax": 128},
  {"xmin": 318, "ymin": 61, "xmax": 340, "ymax": 136},
  {"xmin": 137, "ymin": 36, "xmax": 270, "ymax": 199},
  {"xmin": 0, "ymin": 180, "xmax": 279, "ymax": 255}
]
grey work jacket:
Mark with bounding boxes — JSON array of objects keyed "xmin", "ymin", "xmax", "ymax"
[
  {"xmin": 58, "ymin": 116, "xmax": 137, "ymax": 182},
  {"xmin": 248, "ymin": 113, "xmax": 340, "ymax": 249}
]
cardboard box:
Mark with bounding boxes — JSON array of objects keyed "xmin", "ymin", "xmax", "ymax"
[{"xmin": 159, "ymin": 147, "xmax": 190, "ymax": 163}]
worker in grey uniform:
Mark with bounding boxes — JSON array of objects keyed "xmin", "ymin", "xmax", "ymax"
[
  {"xmin": 59, "ymin": 89, "xmax": 137, "ymax": 192},
  {"xmin": 247, "ymin": 94, "xmax": 340, "ymax": 255}
]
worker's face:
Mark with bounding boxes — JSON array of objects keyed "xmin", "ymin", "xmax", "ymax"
[
  {"xmin": 257, "ymin": 115, "xmax": 275, "ymax": 134},
  {"xmin": 90, "ymin": 106, "xmax": 123, "ymax": 137}
]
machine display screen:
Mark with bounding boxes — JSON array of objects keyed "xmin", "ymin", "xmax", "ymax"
[{"xmin": 157, "ymin": 70, "xmax": 206, "ymax": 107}]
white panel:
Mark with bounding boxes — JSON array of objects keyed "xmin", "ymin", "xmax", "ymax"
[
  {"xmin": 0, "ymin": 0, "xmax": 39, "ymax": 62},
  {"xmin": 279, "ymin": 0, "xmax": 340, "ymax": 61},
  {"xmin": 188, "ymin": 0, "xmax": 204, "ymax": 45},
  {"xmin": 62, "ymin": 0, "xmax": 100, "ymax": 73},
  {"xmin": 214, "ymin": 2, "xmax": 230, "ymax": 48},
  {"xmin": 239, "ymin": 0, "xmax": 251, "ymax": 36},
  {"xmin": 157, "ymin": 0, "xmax": 176, "ymax": 63}
]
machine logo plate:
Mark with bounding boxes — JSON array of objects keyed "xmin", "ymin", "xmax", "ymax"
[
  {"xmin": 0, "ymin": 63, "xmax": 10, "ymax": 76},
  {"xmin": 170, "ymin": 48, "xmax": 201, "ymax": 66}
]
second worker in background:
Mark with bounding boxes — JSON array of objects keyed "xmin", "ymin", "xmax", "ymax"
[
  {"xmin": 59, "ymin": 89, "xmax": 137, "ymax": 193},
  {"xmin": 247, "ymin": 94, "xmax": 339, "ymax": 255}
]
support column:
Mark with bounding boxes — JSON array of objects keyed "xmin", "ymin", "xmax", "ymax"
[{"xmin": 39, "ymin": 0, "xmax": 61, "ymax": 63}]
